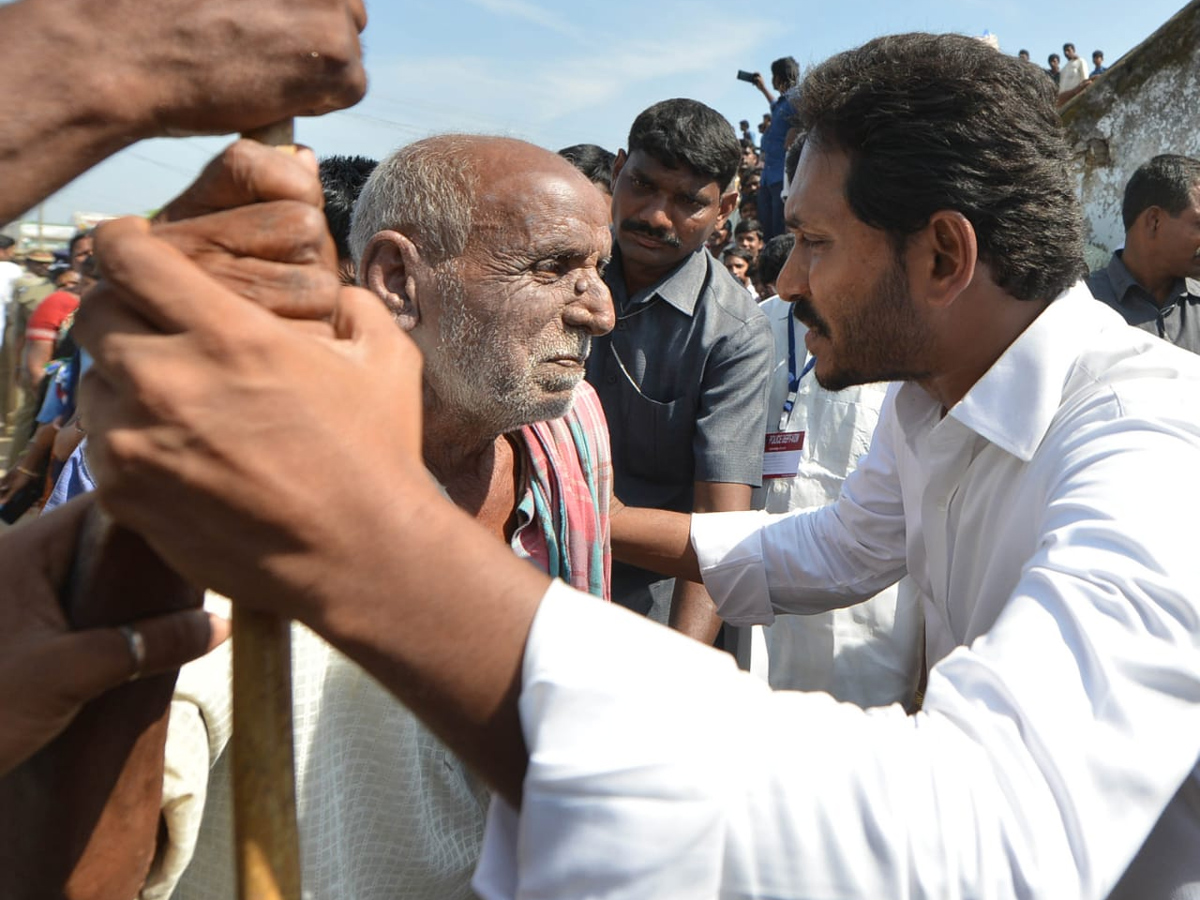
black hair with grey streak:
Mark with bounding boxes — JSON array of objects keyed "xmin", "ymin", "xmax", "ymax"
[{"xmin": 795, "ymin": 32, "xmax": 1085, "ymax": 302}]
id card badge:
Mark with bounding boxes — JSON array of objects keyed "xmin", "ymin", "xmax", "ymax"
[{"xmin": 763, "ymin": 431, "xmax": 804, "ymax": 480}]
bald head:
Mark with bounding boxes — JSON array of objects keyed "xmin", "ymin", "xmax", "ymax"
[
  {"xmin": 350, "ymin": 134, "xmax": 615, "ymax": 436},
  {"xmin": 348, "ymin": 135, "xmax": 600, "ymax": 270}
]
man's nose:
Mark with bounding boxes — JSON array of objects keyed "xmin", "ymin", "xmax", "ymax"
[
  {"xmin": 565, "ymin": 273, "xmax": 615, "ymax": 336},
  {"xmin": 636, "ymin": 194, "xmax": 674, "ymax": 232},
  {"xmin": 774, "ymin": 242, "xmax": 810, "ymax": 302}
]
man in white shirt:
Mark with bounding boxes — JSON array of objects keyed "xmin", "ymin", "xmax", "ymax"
[
  {"xmin": 0, "ymin": 236, "xmax": 20, "ymax": 348},
  {"xmin": 1058, "ymin": 42, "xmax": 1091, "ymax": 102},
  {"xmin": 68, "ymin": 30, "xmax": 1200, "ymax": 900},
  {"xmin": 0, "ymin": 236, "xmax": 21, "ymax": 422}
]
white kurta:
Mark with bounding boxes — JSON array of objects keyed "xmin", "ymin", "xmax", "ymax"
[
  {"xmin": 476, "ymin": 284, "xmax": 1200, "ymax": 899},
  {"xmin": 751, "ymin": 295, "xmax": 921, "ymax": 705},
  {"xmin": 144, "ymin": 597, "xmax": 489, "ymax": 900}
]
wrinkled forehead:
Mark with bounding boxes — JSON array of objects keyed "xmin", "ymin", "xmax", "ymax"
[{"xmin": 471, "ymin": 167, "xmax": 612, "ymax": 256}]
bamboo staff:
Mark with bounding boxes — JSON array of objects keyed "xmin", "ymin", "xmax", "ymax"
[{"xmin": 231, "ymin": 119, "xmax": 302, "ymax": 900}]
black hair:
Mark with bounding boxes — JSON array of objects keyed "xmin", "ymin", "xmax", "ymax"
[
  {"xmin": 319, "ymin": 155, "xmax": 378, "ymax": 262},
  {"xmin": 627, "ymin": 98, "xmax": 740, "ymax": 190},
  {"xmin": 1092, "ymin": 49, "xmax": 1104, "ymax": 59},
  {"xmin": 795, "ymin": 32, "xmax": 1085, "ymax": 302},
  {"xmin": 757, "ymin": 234, "xmax": 795, "ymax": 287},
  {"xmin": 785, "ymin": 136, "xmax": 806, "ymax": 186},
  {"xmin": 1122, "ymin": 155, "xmax": 1200, "ymax": 230},
  {"xmin": 735, "ymin": 218, "xmax": 764, "ymax": 238},
  {"xmin": 1019, "ymin": 49, "xmax": 1030, "ymax": 56},
  {"xmin": 1048, "ymin": 53, "xmax": 1060, "ymax": 64},
  {"xmin": 558, "ymin": 144, "xmax": 616, "ymax": 193},
  {"xmin": 1063, "ymin": 43, "xmax": 1075, "ymax": 53},
  {"xmin": 723, "ymin": 246, "xmax": 753, "ymax": 264},
  {"xmin": 771, "ymin": 56, "xmax": 801, "ymax": 90},
  {"xmin": 0, "ymin": 235, "xmax": 14, "ymax": 251}
]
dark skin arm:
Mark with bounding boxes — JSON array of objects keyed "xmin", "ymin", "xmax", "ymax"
[
  {"xmin": 0, "ymin": 0, "xmax": 366, "ymax": 224},
  {"xmin": 609, "ymin": 493, "xmax": 703, "ymax": 583},
  {"xmin": 667, "ymin": 482, "xmax": 752, "ymax": 643},
  {"xmin": 22, "ymin": 339, "xmax": 52, "ymax": 391}
]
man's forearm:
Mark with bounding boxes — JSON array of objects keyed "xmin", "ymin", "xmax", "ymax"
[
  {"xmin": 667, "ymin": 481, "xmax": 753, "ymax": 642},
  {"xmin": 610, "ymin": 498, "xmax": 702, "ymax": 582},
  {"xmin": 0, "ymin": 1, "xmax": 144, "ymax": 222},
  {"xmin": 668, "ymin": 578, "xmax": 722, "ymax": 644}
]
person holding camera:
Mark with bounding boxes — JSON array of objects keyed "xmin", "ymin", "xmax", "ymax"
[{"xmin": 742, "ymin": 57, "xmax": 802, "ymax": 240}]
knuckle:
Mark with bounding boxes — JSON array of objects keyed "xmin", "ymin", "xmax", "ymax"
[{"xmin": 292, "ymin": 203, "xmax": 331, "ymax": 248}]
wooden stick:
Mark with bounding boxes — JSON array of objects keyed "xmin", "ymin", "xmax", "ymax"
[{"xmin": 231, "ymin": 119, "xmax": 302, "ymax": 900}]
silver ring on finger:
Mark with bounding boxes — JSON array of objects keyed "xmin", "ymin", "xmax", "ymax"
[{"xmin": 118, "ymin": 625, "xmax": 147, "ymax": 682}]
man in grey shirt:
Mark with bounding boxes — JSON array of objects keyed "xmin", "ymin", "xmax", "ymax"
[
  {"xmin": 589, "ymin": 98, "xmax": 773, "ymax": 640},
  {"xmin": 1087, "ymin": 154, "xmax": 1200, "ymax": 355}
]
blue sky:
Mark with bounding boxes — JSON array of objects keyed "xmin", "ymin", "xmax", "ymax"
[{"xmin": 23, "ymin": 0, "xmax": 1192, "ymax": 224}]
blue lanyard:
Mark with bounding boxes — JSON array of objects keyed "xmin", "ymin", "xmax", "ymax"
[{"xmin": 781, "ymin": 312, "xmax": 817, "ymax": 430}]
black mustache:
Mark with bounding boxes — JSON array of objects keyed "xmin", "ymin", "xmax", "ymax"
[
  {"xmin": 790, "ymin": 296, "xmax": 831, "ymax": 338},
  {"xmin": 620, "ymin": 219, "xmax": 682, "ymax": 249}
]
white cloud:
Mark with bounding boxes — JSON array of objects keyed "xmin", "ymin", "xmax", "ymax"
[{"xmin": 462, "ymin": 0, "xmax": 584, "ymax": 39}]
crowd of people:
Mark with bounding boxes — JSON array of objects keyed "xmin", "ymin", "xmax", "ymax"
[
  {"xmin": 2, "ymin": 2, "xmax": 1200, "ymax": 899},
  {"xmin": 1017, "ymin": 40, "xmax": 1109, "ymax": 105}
]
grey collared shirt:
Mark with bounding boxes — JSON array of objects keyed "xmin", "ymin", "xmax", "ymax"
[
  {"xmin": 1086, "ymin": 251, "xmax": 1200, "ymax": 355},
  {"xmin": 587, "ymin": 244, "xmax": 773, "ymax": 619}
]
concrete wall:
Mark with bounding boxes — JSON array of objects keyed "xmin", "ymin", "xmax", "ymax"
[{"xmin": 1060, "ymin": 0, "xmax": 1200, "ymax": 269}]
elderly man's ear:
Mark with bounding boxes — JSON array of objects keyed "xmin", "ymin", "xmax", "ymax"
[{"xmin": 361, "ymin": 230, "xmax": 424, "ymax": 331}]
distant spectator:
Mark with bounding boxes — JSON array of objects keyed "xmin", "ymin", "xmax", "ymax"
[
  {"xmin": 758, "ymin": 112, "xmax": 771, "ymax": 138},
  {"xmin": 558, "ymin": 143, "xmax": 616, "ymax": 199},
  {"xmin": 54, "ymin": 269, "xmax": 80, "ymax": 293},
  {"xmin": 1018, "ymin": 49, "xmax": 1030, "ymax": 62},
  {"xmin": 1046, "ymin": 53, "xmax": 1061, "ymax": 86},
  {"xmin": 722, "ymin": 247, "xmax": 757, "ymax": 299},
  {"xmin": 319, "ymin": 154, "xmax": 377, "ymax": 284},
  {"xmin": 756, "ymin": 233, "xmax": 794, "ymax": 301},
  {"xmin": 1091, "ymin": 50, "xmax": 1107, "ymax": 76},
  {"xmin": 1086, "ymin": 154, "xmax": 1200, "ymax": 355},
  {"xmin": 735, "ymin": 218, "xmax": 765, "ymax": 262},
  {"xmin": 68, "ymin": 230, "xmax": 92, "ymax": 273},
  {"xmin": 747, "ymin": 56, "xmax": 801, "ymax": 240},
  {"xmin": 0, "ymin": 234, "xmax": 19, "ymax": 384},
  {"xmin": 741, "ymin": 144, "xmax": 760, "ymax": 172},
  {"xmin": 706, "ymin": 219, "xmax": 732, "ymax": 258},
  {"xmin": 5, "ymin": 250, "xmax": 55, "ymax": 461},
  {"xmin": 1058, "ymin": 43, "xmax": 1091, "ymax": 102},
  {"xmin": 742, "ymin": 170, "xmax": 761, "ymax": 195},
  {"xmin": 738, "ymin": 194, "xmax": 759, "ymax": 226},
  {"xmin": 739, "ymin": 119, "xmax": 755, "ymax": 148}
]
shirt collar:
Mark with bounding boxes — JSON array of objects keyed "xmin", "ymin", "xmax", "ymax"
[
  {"xmin": 609, "ymin": 240, "xmax": 710, "ymax": 317},
  {"xmin": 895, "ymin": 282, "xmax": 1116, "ymax": 462},
  {"xmin": 1107, "ymin": 250, "xmax": 1193, "ymax": 306},
  {"xmin": 946, "ymin": 282, "xmax": 1115, "ymax": 461}
]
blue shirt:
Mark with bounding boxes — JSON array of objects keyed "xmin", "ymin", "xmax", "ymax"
[{"xmin": 761, "ymin": 92, "xmax": 797, "ymax": 186}]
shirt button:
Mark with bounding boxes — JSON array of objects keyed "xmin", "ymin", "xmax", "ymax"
[
  {"xmin": 617, "ymin": 321, "xmax": 627, "ymax": 331},
  {"xmin": 606, "ymin": 375, "xmax": 617, "ymax": 384}
]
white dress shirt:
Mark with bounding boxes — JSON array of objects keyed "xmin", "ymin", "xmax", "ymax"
[
  {"xmin": 752, "ymin": 295, "xmax": 922, "ymax": 705},
  {"xmin": 1059, "ymin": 56, "xmax": 1089, "ymax": 94},
  {"xmin": 475, "ymin": 284, "xmax": 1200, "ymax": 899}
]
